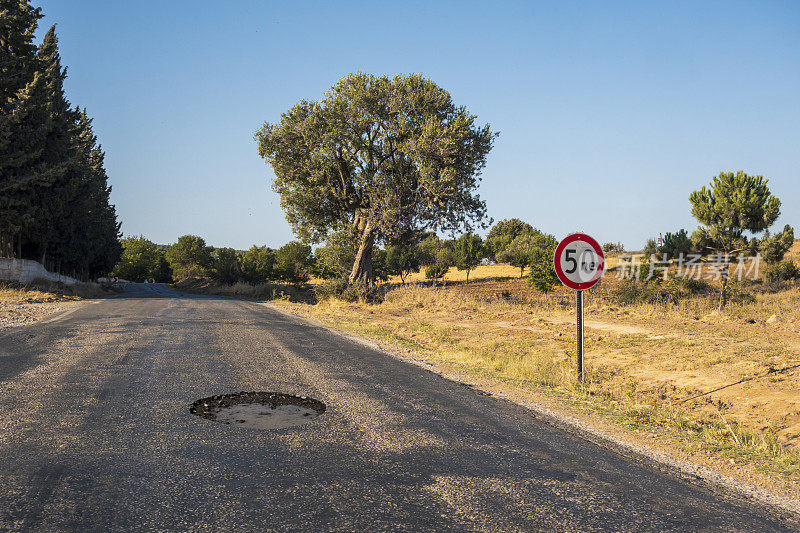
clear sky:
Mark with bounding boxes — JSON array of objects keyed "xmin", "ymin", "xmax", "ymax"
[{"xmin": 35, "ymin": 1, "xmax": 799, "ymax": 250}]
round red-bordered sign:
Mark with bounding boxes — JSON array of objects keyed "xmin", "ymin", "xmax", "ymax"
[{"xmin": 553, "ymin": 233, "xmax": 605, "ymax": 291}]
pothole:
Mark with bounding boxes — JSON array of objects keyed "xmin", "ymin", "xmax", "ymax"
[{"xmin": 190, "ymin": 391, "xmax": 326, "ymax": 429}]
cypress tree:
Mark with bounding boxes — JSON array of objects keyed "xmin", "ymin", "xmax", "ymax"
[
  {"xmin": 27, "ymin": 25, "xmax": 76, "ymax": 266},
  {"xmin": 0, "ymin": 5, "xmax": 121, "ymax": 277},
  {"xmin": 0, "ymin": 0, "xmax": 44, "ymax": 257}
]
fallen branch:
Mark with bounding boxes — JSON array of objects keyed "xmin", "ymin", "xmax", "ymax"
[{"xmin": 679, "ymin": 362, "xmax": 800, "ymax": 404}]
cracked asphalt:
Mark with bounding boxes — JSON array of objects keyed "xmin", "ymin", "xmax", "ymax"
[{"xmin": 0, "ymin": 283, "xmax": 797, "ymax": 531}]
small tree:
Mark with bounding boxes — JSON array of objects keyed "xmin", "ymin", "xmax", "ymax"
[
  {"xmin": 241, "ymin": 245, "xmax": 276, "ymax": 283},
  {"xmin": 642, "ymin": 238, "xmax": 659, "ymax": 259},
  {"xmin": 660, "ymin": 230, "xmax": 692, "ymax": 259},
  {"xmin": 312, "ymin": 230, "xmax": 357, "ymax": 280},
  {"xmin": 385, "ymin": 242, "xmax": 420, "ymax": 285},
  {"xmin": 497, "ymin": 234, "xmax": 533, "ymax": 278},
  {"xmin": 758, "ymin": 225, "xmax": 794, "ymax": 264},
  {"xmin": 166, "ymin": 235, "xmax": 213, "ymax": 280},
  {"xmin": 275, "ymin": 241, "xmax": 313, "ymax": 284},
  {"xmin": 602, "ymin": 242, "xmax": 625, "ymax": 253},
  {"xmin": 453, "ymin": 233, "xmax": 483, "ymax": 282},
  {"xmin": 211, "ymin": 247, "xmax": 243, "ymax": 284},
  {"xmin": 759, "ymin": 225, "xmax": 796, "ymax": 283},
  {"xmin": 528, "ymin": 245, "xmax": 559, "ymax": 293},
  {"xmin": 416, "ymin": 233, "xmax": 443, "ymax": 266},
  {"xmin": 112, "ymin": 236, "xmax": 171, "ymax": 282},
  {"xmin": 690, "ymin": 171, "xmax": 781, "ymax": 309},
  {"xmin": 485, "ymin": 218, "xmax": 534, "ymax": 261},
  {"xmin": 425, "ymin": 247, "xmax": 452, "ymax": 285}
]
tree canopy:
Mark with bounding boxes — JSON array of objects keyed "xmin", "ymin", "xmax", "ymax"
[
  {"xmin": 166, "ymin": 235, "xmax": 213, "ymax": 279},
  {"xmin": 241, "ymin": 245, "xmax": 276, "ymax": 283},
  {"xmin": 112, "ymin": 236, "xmax": 171, "ymax": 283},
  {"xmin": 690, "ymin": 171, "xmax": 780, "ymax": 255},
  {"xmin": 485, "ymin": 218, "xmax": 534, "ymax": 261},
  {"xmin": 256, "ymin": 73, "xmax": 496, "ymax": 286},
  {"xmin": 274, "ymin": 241, "xmax": 313, "ymax": 284},
  {"xmin": 496, "ymin": 230, "xmax": 557, "ymax": 278}
]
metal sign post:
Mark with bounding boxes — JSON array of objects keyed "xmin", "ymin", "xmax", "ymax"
[
  {"xmin": 576, "ymin": 289, "xmax": 584, "ymax": 381},
  {"xmin": 553, "ymin": 233, "xmax": 604, "ymax": 382}
]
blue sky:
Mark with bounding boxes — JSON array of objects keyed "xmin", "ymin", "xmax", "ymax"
[{"xmin": 36, "ymin": 1, "xmax": 799, "ymax": 250}]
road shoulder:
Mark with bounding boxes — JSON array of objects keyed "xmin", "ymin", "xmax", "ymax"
[{"xmin": 261, "ymin": 300, "xmax": 800, "ymax": 518}]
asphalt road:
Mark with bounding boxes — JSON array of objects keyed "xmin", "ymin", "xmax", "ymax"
[{"xmin": 0, "ymin": 283, "xmax": 797, "ymax": 531}]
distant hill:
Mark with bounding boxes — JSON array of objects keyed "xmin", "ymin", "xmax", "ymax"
[{"xmin": 788, "ymin": 238, "xmax": 800, "ymax": 263}]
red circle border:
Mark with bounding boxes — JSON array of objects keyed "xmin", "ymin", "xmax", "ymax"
[{"xmin": 553, "ymin": 233, "xmax": 605, "ymax": 291}]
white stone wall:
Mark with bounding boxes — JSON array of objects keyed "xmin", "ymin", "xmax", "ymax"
[{"xmin": 0, "ymin": 258, "xmax": 80, "ymax": 285}]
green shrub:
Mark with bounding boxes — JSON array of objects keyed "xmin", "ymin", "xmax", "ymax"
[
  {"xmin": 425, "ymin": 263, "xmax": 449, "ymax": 282},
  {"xmin": 312, "ymin": 230, "xmax": 356, "ymax": 280},
  {"xmin": 528, "ymin": 245, "xmax": 558, "ymax": 293},
  {"xmin": 166, "ymin": 235, "xmax": 213, "ymax": 280},
  {"xmin": 726, "ymin": 281, "xmax": 757, "ymax": 305},
  {"xmin": 611, "ymin": 274, "xmax": 716, "ymax": 305},
  {"xmin": 241, "ymin": 246, "xmax": 276, "ymax": 283},
  {"xmin": 112, "ymin": 236, "xmax": 172, "ymax": 282},
  {"xmin": 210, "ymin": 247, "xmax": 243, "ymax": 284},
  {"xmin": 765, "ymin": 259, "xmax": 799, "ymax": 282},
  {"xmin": 275, "ymin": 241, "xmax": 313, "ymax": 284},
  {"xmin": 314, "ymin": 277, "xmax": 350, "ymax": 300}
]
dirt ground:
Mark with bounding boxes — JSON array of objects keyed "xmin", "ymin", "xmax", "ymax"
[
  {"xmin": 0, "ymin": 299, "xmax": 82, "ymax": 328},
  {"xmin": 0, "ymin": 282, "xmax": 109, "ymax": 329},
  {"xmin": 355, "ymin": 276, "xmax": 800, "ymax": 448}
]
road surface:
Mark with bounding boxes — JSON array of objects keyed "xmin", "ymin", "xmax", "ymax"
[{"xmin": 0, "ymin": 283, "xmax": 797, "ymax": 531}]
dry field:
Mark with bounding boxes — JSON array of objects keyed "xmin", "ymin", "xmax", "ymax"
[{"xmin": 276, "ymin": 251, "xmax": 800, "ymax": 486}]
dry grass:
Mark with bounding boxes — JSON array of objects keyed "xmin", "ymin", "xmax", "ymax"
[
  {"xmin": 277, "ymin": 267, "xmax": 800, "ymax": 483},
  {"xmin": 394, "ymin": 263, "xmax": 529, "ymax": 284},
  {"xmin": 0, "ymin": 279, "xmax": 109, "ymax": 303},
  {"xmin": 172, "ymin": 277, "xmax": 313, "ymax": 303}
]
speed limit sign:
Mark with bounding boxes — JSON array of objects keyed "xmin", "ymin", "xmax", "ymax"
[
  {"xmin": 554, "ymin": 233, "xmax": 604, "ymax": 290},
  {"xmin": 554, "ymin": 233, "xmax": 605, "ymax": 381}
]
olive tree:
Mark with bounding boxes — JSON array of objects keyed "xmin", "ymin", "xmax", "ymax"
[
  {"xmin": 385, "ymin": 242, "xmax": 420, "ymax": 285},
  {"xmin": 453, "ymin": 233, "xmax": 483, "ymax": 282},
  {"xmin": 166, "ymin": 235, "xmax": 212, "ymax": 280},
  {"xmin": 241, "ymin": 245, "xmax": 276, "ymax": 283},
  {"xmin": 497, "ymin": 231, "xmax": 557, "ymax": 278},
  {"xmin": 112, "ymin": 236, "xmax": 171, "ymax": 282},
  {"xmin": 256, "ymin": 73, "xmax": 496, "ymax": 287},
  {"xmin": 690, "ymin": 171, "xmax": 780, "ymax": 309},
  {"xmin": 485, "ymin": 218, "xmax": 533, "ymax": 261}
]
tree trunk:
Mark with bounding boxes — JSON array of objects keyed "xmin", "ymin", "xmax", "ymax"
[
  {"xmin": 466, "ymin": 269, "xmax": 470, "ymax": 283},
  {"xmin": 349, "ymin": 219, "xmax": 375, "ymax": 287},
  {"xmin": 718, "ymin": 261, "xmax": 730, "ymax": 311}
]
